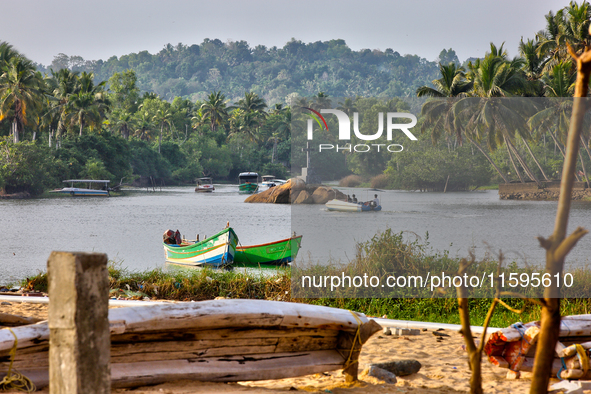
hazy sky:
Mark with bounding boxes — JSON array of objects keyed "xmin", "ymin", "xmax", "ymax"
[{"xmin": 1, "ymin": 0, "xmax": 574, "ymax": 66}]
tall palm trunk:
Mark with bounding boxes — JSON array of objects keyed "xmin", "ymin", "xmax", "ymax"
[
  {"xmin": 581, "ymin": 135, "xmax": 591, "ymax": 162},
  {"xmin": 505, "ymin": 141, "xmax": 525, "ymax": 183},
  {"xmin": 12, "ymin": 120, "xmax": 19, "ymax": 143},
  {"xmin": 272, "ymin": 138, "xmax": 278, "ymax": 164},
  {"xmin": 466, "ymin": 134, "xmax": 509, "ymax": 183},
  {"xmin": 505, "ymin": 136, "xmax": 541, "ymax": 186},
  {"xmin": 159, "ymin": 124, "xmax": 163, "ymax": 153},
  {"xmin": 579, "ymin": 150, "xmax": 590, "ymax": 188},
  {"xmin": 520, "ymin": 137, "xmax": 550, "ymax": 181},
  {"xmin": 549, "ymin": 129, "xmax": 566, "ymax": 157}
]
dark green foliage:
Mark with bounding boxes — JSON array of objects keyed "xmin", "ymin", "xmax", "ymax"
[
  {"xmin": 0, "ymin": 137, "xmax": 61, "ymax": 195},
  {"xmin": 261, "ymin": 163, "xmax": 288, "ymax": 180},
  {"xmin": 385, "ymin": 140, "xmax": 493, "ymax": 191},
  {"xmin": 43, "ymin": 40, "xmax": 439, "ymax": 101},
  {"xmin": 56, "ymin": 133, "xmax": 132, "ymax": 182},
  {"xmin": 128, "ymin": 140, "xmax": 171, "ymax": 179}
]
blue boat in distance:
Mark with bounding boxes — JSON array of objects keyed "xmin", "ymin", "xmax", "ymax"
[{"xmin": 51, "ymin": 179, "xmax": 111, "ymax": 196}]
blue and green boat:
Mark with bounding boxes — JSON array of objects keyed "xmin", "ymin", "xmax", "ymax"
[{"xmin": 238, "ymin": 172, "xmax": 259, "ymax": 194}]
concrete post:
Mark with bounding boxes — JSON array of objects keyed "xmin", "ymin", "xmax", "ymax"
[{"xmin": 48, "ymin": 252, "xmax": 110, "ymax": 394}]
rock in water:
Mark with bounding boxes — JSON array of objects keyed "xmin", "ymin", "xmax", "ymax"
[
  {"xmin": 372, "ymin": 360, "xmax": 422, "ymax": 376},
  {"xmin": 244, "ymin": 179, "xmax": 347, "ymax": 204},
  {"xmin": 244, "ymin": 180, "xmax": 292, "ymax": 203},
  {"xmin": 293, "ymin": 190, "xmax": 313, "ymax": 204}
]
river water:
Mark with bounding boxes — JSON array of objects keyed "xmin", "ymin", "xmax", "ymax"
[{"xmin": 1, "ymin": 186, "xmax": 590, "ymax": 284}]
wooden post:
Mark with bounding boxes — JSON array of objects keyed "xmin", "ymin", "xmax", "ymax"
[{"xmin": 48, "ymin": 252, "xmax": 110, "ymax": 394}]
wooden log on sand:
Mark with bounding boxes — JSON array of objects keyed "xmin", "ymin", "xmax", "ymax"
[{"xmin": 0, "ymin": 299, "xmax": 382, "ymax": 389}]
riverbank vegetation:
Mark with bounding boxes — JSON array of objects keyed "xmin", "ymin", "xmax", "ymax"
[
  {"xmin": 12, "ymin": 228, "xmax": 591, "ymax": 328},
  {"xmin": 0, "ymin": 2, "xmax": 588, "ymax": 195}
]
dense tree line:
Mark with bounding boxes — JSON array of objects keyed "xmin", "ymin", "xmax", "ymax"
[
  {"xmin": 0, "ymin": 1, "xmax": 588, "ymax": 195},
  {"xmin": 392, "ymin": 1, "xmax": 591, "ymax": 191},
  {"xmin": 37, "ymin": 39, "xmax": 440, "ymax": 103}
]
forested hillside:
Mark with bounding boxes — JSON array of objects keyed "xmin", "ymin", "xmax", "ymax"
[
  {"xmin": 0, "ymin": 1, "xmax": 588, "ymax": 196},
  {"xmin": 37, "ymin": 39, "xmax": 441, "ymax": 103}
]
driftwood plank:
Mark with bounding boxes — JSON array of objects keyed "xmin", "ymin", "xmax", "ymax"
[
  {"xmin": 0, "ymin": 322, "xmax": 49, "ymax": 353},
  {"xmin": 6, "ymin": 350, "xmax": 347, "ymax": 389},
  {"xmin": 107, "ymin": 300, "xmax": 368, "ymax": 334},
  {"xmin": 0, "ymin": 313, "xmax": 42, "ymax": 327},
  {"xmin": 111, "ymin": 327, "xmax": 338, "ymax": 343},
  {"xmin": 110, "ymin": 350, "xmax": 346, "ymax": 388},
  {"xmin": 0, "ymin": 300, "xmax": 371, "ymax": 353},
  {"xmin": 4, "ymin": 335, "xmax": 341, "ymax": 370}
]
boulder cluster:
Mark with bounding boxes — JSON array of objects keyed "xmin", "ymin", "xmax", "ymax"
[{"xmin": 244, "ymin": 179, "xmax": 346, "ymax": 204}]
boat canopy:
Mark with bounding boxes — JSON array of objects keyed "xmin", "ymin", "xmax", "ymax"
[
  {"xmin": 238, "ymin": 172, "xmax": 259, "ymax": 182},
  {"xmin": 198, "ymin": 177, "xmax": 213, "ymax": 183},
  {"xmin": 63, "ymin": 179, "xmax": 110, "ymax": 183},
  {"xmin": 262, "ymin": 175, "xmax": 276, "ymax": 181}
]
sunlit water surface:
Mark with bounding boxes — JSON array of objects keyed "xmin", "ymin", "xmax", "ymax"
[{"xmin": 1, "ymin": 187, "xmax": 590, "ymax": 284}]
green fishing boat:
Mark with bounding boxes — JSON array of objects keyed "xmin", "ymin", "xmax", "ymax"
[
  {"xmin": 234, "ymin": 235, "xmax": 303, "ymax": 267},
  {"xmin": 238, "ymin": 172, "xmax": 259, "ymax": 194}
]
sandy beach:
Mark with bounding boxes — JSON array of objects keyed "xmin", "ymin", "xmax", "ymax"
[{"xmin": 0, "ymin": 301, "xmax": 560, "ymax": 394}]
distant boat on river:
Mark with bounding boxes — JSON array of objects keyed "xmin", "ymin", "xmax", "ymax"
[
  {"xmin": 238, "ymin": 172, "xmax": 259, "ymax": 194},
  {"xmin": 325, "ymin": 199, "xmax": 382, "ymax": 212},
  {"xmin": 261, "ymin": 175, "xmax": 287, "ymax": 190},
  {"xmin": 195, "ymin": 177, "xmax": 215, "ymax": 192},
  {"xmin": 50, "ymin": 179, "xmax": 111, "ymax": 197}
]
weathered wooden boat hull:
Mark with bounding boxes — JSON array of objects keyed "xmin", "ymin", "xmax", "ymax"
[
  {"xmin": 51, "ymin": 187, "xmax": 109, "ymax": 196},
  {"xmin": 163, "ymin": 228, "xmax": 238, "ymax": 268},
  {"xmin": 0, "ymin": 299, "xmax": 381, "ymax": 389},
  {"xmin": 234, "ymin": 236, "xmax": 302, "ymax": 266},
  {"xmin": 325, "ymin": 199, "xmax": 381, "ymax": 212}
]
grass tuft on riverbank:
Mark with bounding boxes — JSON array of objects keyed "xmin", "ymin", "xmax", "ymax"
[
  {"xmin": 12, "ymin": 229, "xmax": 591, "ymax": 328},
  {"xmin": 16, "ymin": 266, "xmax": 591, "ymax": 329}
]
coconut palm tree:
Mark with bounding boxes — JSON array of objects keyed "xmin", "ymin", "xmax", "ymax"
[
  {"xmin": 152, "ymin": 107, "xmax": 173, "ymax": 153},
  {"xmin": 201, "ymin": 91, "xmax": 230, "ymax": 133},
  {"xmin": 458, "ymin": 45, "xmax": 548, "ymax": 185},
  {"xmin": 529, "ymin": 62, "xmax": 591, "ymax": 185},
  {"xmin": 228, "ymin": 109, "xmax": 265, "ymax": 143},
  {"xmin": 0, "ymin": 56, "xmax": 45, "ymax": 142},
  {"xmin": 46, "ymin": 68, "xmax": 79, "ymax": 143},
  {"xmin": 266, "ymin": 107, "xmax": 291, "ymax": 163},
  {"xmin": 0, "ymin": 41, "xmax": 19, "ymax": 68},
  {"xmin": 417, "ymin": 62, "xmax": 474, "ymax": 147},
  {"xmin": 133, "ymin": 111, "xmax": 155, "ymax": 141},
  {"xmin": 417, "ymin": 62, "xmax": 473, "ymax": 99},
  {"xmin": 336, "ymin": 97, "xmax": 358, "ymax": 117},
  {"xmin": 110, "ymin": 109, "xmax": 134, "ymax": 140},
  {"xmin": 65, "ymin": 72, "xmax": 110, "ymax": 136},
  {"xmin": 537, "ymin": 2, "xmax": 591, "ymax": 73},
  {"xmin": 236, "ymin": 92, "xmax": 267, "ymax": 113},
  {"xmin": 418, "ymin": 62, "xmax": 509, "ymax": 182}
]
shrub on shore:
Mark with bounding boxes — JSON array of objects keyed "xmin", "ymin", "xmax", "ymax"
[
  {"xmin": 370, "ymin": 174, "xmax": 391, "ymax": 189},
  {"xmin": 339, "ymin": 174, "xmax": 364, "ymax": 187}
]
